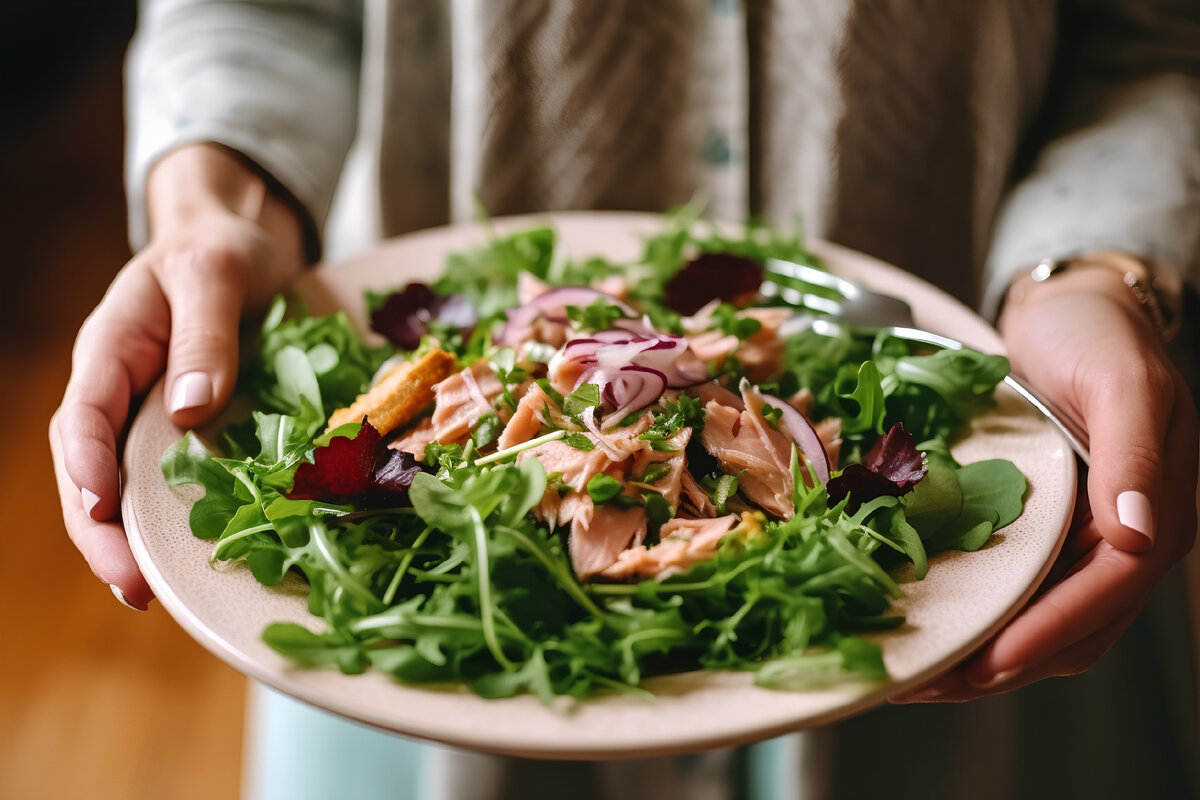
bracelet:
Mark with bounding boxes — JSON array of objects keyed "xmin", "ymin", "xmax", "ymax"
[{"xmin": 1016, "ymin": 251, "xmax": 1182, "ymax": 342}]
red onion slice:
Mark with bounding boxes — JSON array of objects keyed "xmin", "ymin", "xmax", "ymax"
[
  {"xmin": 601, "ymin": 366, "xmax": 668, "ymax": 427},
  {"xmin": 741, "ymin": 379, "xmax": 830, "ymax": 485}
]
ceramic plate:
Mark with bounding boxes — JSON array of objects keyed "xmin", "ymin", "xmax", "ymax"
[{"xmin": 122, "ymin": 212, "xmax": 1076, "ymax": 760}]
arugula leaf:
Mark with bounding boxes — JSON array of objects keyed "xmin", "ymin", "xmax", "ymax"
[
  {"xmin": 837, "ymin": 361, "xmax": 886, "ymax": 436},
  {"xmin": 162, "ymin": 433, "xmax": 245, "ymax": 540}
]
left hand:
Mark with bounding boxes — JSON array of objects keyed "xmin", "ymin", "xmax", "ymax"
[{"xmin": 894, "ymin": 260, "xmax": 1198, "ymax": 702}]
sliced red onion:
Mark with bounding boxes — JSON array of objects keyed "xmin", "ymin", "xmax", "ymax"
[
  {"xmin": 588, "ymin": 329, "xmax": 641, "ymax": 343},
  {"xmin": 622, "ymin": 336, "xmax": 707, "ymax": 386},
  {"xmin": 580, "ymin": 406, "xmax": 628, "ymax": 460},
  {"xmin": 740, "ymin": 379, "xmax": 831, "ymax": 485},
  {"xmin": 601, "ymin": 366, "xmax": 668, "ymax": 427},
  {"xmin": 498, "ymin": 287, "xmax": 635, "ymax": 345},
  {"xmin": 613, "ymin": 315, "xmax": 660, "ymax": 337}
]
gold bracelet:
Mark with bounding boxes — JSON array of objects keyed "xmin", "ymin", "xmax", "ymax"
[{"xmin": 1017, "ymin": 251, "xmax": 1182, "ymax": 342}]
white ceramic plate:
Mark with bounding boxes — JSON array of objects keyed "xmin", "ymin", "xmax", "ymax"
[{"xmin": 122, "ymin": 212, "xmax": 1076, "ymax": 760}]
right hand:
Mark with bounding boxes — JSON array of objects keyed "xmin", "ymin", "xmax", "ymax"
[{"xmin": 50, "ymin": 144, "xmax": 306, "ymax": 610}]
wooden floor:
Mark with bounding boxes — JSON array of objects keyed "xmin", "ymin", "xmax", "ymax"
[{"xmin": 0, "ymin": 44, "xmax": 245, "ymax": 800}]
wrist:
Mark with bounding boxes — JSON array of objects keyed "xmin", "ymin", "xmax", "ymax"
[
  {"xmin": 147, "ymin": 144, "xmax": 271, "ymax": 232},
  {"xmin": 145, "ymin": 143, "xmax": 307, "ymax": 272},
  {"xmin": 1000, "ymin": 251, "xmax": 1182, "ymax": 342}
]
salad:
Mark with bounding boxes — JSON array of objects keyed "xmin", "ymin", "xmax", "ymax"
[{"xmin": 163, "ymin": 212, "xmax": 1026, "ymax": 702}]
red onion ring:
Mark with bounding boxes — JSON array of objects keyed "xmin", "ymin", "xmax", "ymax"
[
  {"xmin": 741, "ymin": 379, "xmax": 831, "ymax": 485},
  {"xmin": 600, "ymin": 366, "xmax": 668, "ymax": 427}
]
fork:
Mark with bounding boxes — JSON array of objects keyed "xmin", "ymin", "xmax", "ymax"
[{"xmin": 762, "ymin": 257, "xmax": 1091, "ymax": 466}]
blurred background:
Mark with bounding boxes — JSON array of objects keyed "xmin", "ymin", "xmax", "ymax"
[
  {"xmin": 0, "ymin": 4, "xmax": 244, "ymax": 798},
  {"xmin": 2, "ymin": 5, "xmax": 1196, "ymax": 799}
]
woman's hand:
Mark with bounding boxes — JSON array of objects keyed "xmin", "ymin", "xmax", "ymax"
[
  {"xmin": 895, "ymin": 259, "xmax": 1198, "ymax": 702},
  {"xmin": 50, "ymin": 144, "xmax": 306, "ymax": 610}
]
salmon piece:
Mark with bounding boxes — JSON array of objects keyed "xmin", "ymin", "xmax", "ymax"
[
  {"xmin": 686, "ymin": 380, "xmax": 744, "ymax": 411},
  {"xmin": 735, "ymin": 307, "xmax": 790, "ymax": 382},
  {"xmin": 598, "ymin": 515, "xmax": 739, "ymax": 581},
  {"xmin": 569, "ymin": 495, "xmax": 648, "ymax": 579},
  {"xmin": 391, "ymin": 417, "xmax": 437, "ymax": 459},
  {"xmin": 687, "ymin": 330, "xmax": 740, "ymax": 365},
  {"xmin": 327, "ymin": 349, "xmax": 456, "ymax": 435},
  {"xmin": 529, "ymin": 317, "xmax": 569, "ymax": 349},
  {"xmin": 427, "ymin": 360, "xmax": 504, "ymax": 444},
  {"xmin": 518, "ymin": 440, "xmax": 612, "ymax": 496},
  {"xmin": 815, "ymin": 417, "xmax": 843, "ymax": 468},
  {"xmin": 497, "ymin": 383, "xmax": 554, "ymax": 450},
  {"xmin": 629, "ymin": 427, "xmax": 691, "ymax": 509},
  {"xmin": 518, "ymin": 272, "xmax": 553, "ymax": 305},
  {"xmin": 788, "ymin": 388, "xmax": 816, "ymax": 418},
  {"xmin": 679, "ymin": 470, "xmax": 717, "ymax": 518},
  {"xmin": 595, "ymin": 276, "xmax": 632, "ymax": 303},
  {"xmin": 516, "ymin": 410, "xmax": 665, "ymax": 577},
  {"xmin": 700, "ymin": 399, "xmax": 795, "ymax": 519},
  {"xmin": 547, "ymin": 350, "xmax": 591, "ymax": 396}
]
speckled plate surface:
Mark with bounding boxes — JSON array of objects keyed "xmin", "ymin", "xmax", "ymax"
[{"xmin": 122, "ymin": 212, "xmax": 1076, "ymax": 760}]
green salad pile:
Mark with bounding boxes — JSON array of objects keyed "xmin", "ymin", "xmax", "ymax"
[{"xmin": 163, "ymin": 211, "xmax": 1025, "ymax": 702}]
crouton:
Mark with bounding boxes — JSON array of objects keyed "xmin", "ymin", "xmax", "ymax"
[{"xmin": 327, "ymin": 349, "xmax": 456, "ymax": 435}]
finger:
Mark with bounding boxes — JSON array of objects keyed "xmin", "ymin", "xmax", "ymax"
[
  {"xmin": 893, "ymin": 603, "xmax": 1142, "ymax": 703},
  {"xmin": 156, "ymin": 246, "xmax": 249, "ymax": 429},
  {"xmin": 60, "ymin": 267, "xmax": 171, "ymax": 521},
  {"xmin": 51, "ymin": 413, "xmax": 155, "ymax": 609},
  {"xmin": 964, "ymin": 540, "xmax": 1153, "ymax": 684},
  {"xmin": 1078, "ymin": 355, "xmax": 1175, "ymax": 553}
]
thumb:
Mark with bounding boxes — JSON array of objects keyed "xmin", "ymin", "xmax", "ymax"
[
  {"xmin": 1079, "ymin": 358, "xmax": 1174, "ymax": 553},
  {"xmin": 158, "ymin": 246, "xmax": 249, "ymax": 428}
]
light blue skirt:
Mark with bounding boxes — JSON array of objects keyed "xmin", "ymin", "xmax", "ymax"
[{"xmin": 243, "ymin": 570, "xmax": 1197, "ymax": 800}]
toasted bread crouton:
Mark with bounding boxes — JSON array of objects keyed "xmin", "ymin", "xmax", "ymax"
[{"xmin": 327, "ymin": 349, "xmax": 456, "ymax": 435}]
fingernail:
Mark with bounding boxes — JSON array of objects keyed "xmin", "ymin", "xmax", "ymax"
[
  {"xmin": 170, "ymin": 371, "xmax": 213, "ymax": 413},
  {"xmin": 81, "ymin": 487, "xmax": 101, "ymax": 518},
  {"xmin": 970, "ymin": 668, "xmax": 1020, "ymax": 690},
  {"xmin": 1116, "ymin": 490, "xmax": 1154, "ymax": 544},
  {"xmin": 110, "ymin": 583, "xmax": 146, "ymax": 612}
]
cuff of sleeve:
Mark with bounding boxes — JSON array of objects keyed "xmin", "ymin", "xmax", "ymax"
[{"xmin": 981, "ymin": 223, "xmax": 1196, "ymax": 324}]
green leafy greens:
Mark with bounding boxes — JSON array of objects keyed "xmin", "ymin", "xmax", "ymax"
[{"xmin": 163, "ymin": 212, "xmax": 1026, "ymax": 702}]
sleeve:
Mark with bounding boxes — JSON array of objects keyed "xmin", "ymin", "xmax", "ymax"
[
  {"xmin": 980, "ymin": 0, "xmax": 1200, "ymax": 318},
  {"xmin": 124, "ymin": 0, "xmax": 364, "ymax": 253}
]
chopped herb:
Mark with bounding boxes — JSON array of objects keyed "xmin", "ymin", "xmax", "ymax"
[
  {"xmin": 562, "ymin": 383, "xmax": 601, "ymax": 417},
  {"xmin": 639, "ymin": 395, "xmax": 705, "ymax": 442},
  {"xmin": 709, "ymin": 303, "xmax": 763, "ymax": 340},
  {"xmin": 566, "ymin": 299, "xmax": 629, "ymax": 332},
  {"xmin": 586, "ymin": 473, "xmax": 624, "ymax": 504},
  {"xmin": 760, "ymin": 403, "xmax": 783, "ymax": 428},
  {"xmin": 472, "ymin": 413, "xmax": 503, "ymax": 448},
  {"xmin": 702, "ymin": 473, "xmax": 740, "ymax": 514},
  {"xmin": 640, "ymin": 463, "xmax": 672, "ymax": 484},
  {"xmin": 562, "ymin": 433, "xmax": 596, "ymax": 451}
]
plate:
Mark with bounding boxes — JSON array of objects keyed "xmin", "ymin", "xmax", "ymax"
[{"xmin": 122, "ymin": 211, "xmax": 1076, "ymax": 760}]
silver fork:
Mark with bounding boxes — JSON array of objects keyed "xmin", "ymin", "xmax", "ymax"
[{"xmin": 763, "ymin": 257, "xmax": 1091, "ymax": 466}]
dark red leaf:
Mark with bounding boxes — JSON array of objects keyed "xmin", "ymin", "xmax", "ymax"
[
  {"xmin": 663, "ymin": 252, "xmax": 764, "ymax": 315},
  {"xmin": 287, "ymin": 419, "xmax": 424, "ymax": 503},
  {"xmin": 826, "ymin": 423, "xmax": 927, "ymax": 509},
  {"xmin": 370, "ymin": 283, "xmax": 477, "ymax": 350},
  {"xmin": 372, "ymin": 448, "xmax": 425, "ymax": 494},
  {"xmin": 862, "ymin": 422, "xmax": 927, "ymax": 489}
]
